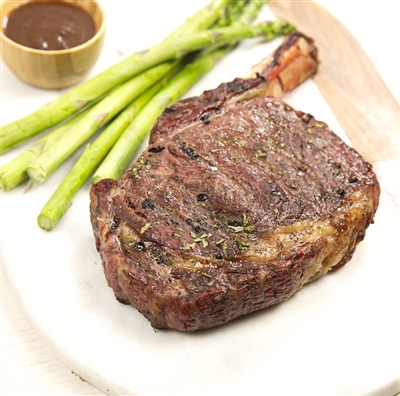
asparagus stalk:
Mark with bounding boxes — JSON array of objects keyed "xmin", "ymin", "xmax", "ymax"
[
  {"xmin": 0, "ymin": 0, "xmax": 230, "ymax": 153},
  {"xmin": 37, "ymin": 80, "xmax": 169, "ymax": 231},
  {"xmin": 2, "ymin": 19, "xmax": 287, "ymax": 153}
]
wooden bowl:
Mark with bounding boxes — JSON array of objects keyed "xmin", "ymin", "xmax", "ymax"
[{"xmin": 0, "ymin": 0, "xmax": 106, "ymax": 89}]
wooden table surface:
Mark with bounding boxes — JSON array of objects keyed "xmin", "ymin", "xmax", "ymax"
[{"xmin": 1, "ymin": 1, "xmax": 399, "ymax": 395}]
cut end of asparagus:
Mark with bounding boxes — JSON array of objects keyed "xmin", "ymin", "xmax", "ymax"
[
  {"xmin": 0, "ymin": 174, "xmax": 9, "ymax": 191},
  {"xmin": 0, "ymin": 167, "xmax": 29, "ymax": 191},
  {"xmin": 91, "ymin": 173, "xmax": 119, "ymax": 185},
  {"xmin": 37, "ymin": 214, "xmax": 55, "ymax": 231},
  {"xmin": 27, "ymin": 165, "xmax": 48, "ymax": 184},
  {"xmin": 1, "ymin": 177, "xmax": 15, "ymax": 192}
]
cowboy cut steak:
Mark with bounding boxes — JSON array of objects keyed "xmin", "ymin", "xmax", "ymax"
[{"xmin": 90, "ymin": 32, "xmax": 380, "ymax": 331}]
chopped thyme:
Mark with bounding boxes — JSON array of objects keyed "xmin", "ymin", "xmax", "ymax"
[
  {"xmin": 235, "ymin": 239, "xmax": 249, "ymax": 252},
  {"xmin": 193, "ymin": 233, "xmax": 212, "ymax": 248},
  {"xmin": 234, "ymin": 138, "xmax": 247, "ymax": 148},
  {"xmin": 133, "ymin": 167, "xmax": 140, "ymax": 180},
  {"xmin": 243, "ymin": 213, "xmax": 256, "ymax": 232},
  {"xmin": 220, "ymin": 240, "xmax": 228, "ymax": 256},
  {"xmin": 140, "ymin": 223, "xmax": 151, "ymax": 234},
  {"xmin": 180, "ymin": 243, "xmax": 195, "ymax": 250},
  {"xmin": 244, "ymin": 224, "xmax": 256, "ymax": 232},
  {"xmin": 255, "ymin": 151, "xmax": 266, "ymax": 158}
]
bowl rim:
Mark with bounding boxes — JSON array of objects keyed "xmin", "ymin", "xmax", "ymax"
[{"xmin": 0, "ymin": 0, "xmax": 106, "ymax": 55}]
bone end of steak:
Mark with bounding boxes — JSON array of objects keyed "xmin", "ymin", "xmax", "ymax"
[
  {"xmin": 243, "ymin": 31, "xmax": 319, "ymax": 97},
  {"xmin": 90, "ymin": 32, "xmax": 379, "ymax": 332}
]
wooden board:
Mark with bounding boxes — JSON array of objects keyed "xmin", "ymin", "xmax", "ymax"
[{"xmin": 270, "ymin": 0, "xmax": 400, "ymax": 163}]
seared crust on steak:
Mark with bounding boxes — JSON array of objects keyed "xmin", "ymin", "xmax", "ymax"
[{"xmin": 90, "ymin": 33, "xmax": 379, "ymax": 331}]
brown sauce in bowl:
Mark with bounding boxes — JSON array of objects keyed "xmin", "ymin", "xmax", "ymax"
[{"xmin": 4, "ymin": 1, "xmax": 96, "ymax": 51}]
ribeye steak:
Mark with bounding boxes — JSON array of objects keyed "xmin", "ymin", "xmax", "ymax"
[{"xmin": 90, "ymin": 32, "xmax": 380, "ymax": 331}]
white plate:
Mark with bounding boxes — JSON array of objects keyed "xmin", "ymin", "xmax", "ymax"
[{"xmin": 1, "ymin": 2, "xmax": 399, "ymax": 395}]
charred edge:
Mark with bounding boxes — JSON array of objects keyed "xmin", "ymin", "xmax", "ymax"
[
  {"xmin": 301, "ymin": 113, "xmax": 314, "ymax": 124},
  {"xmin": 162, "ymin": 107, "xmax": 176, "ymax": 114},
  {"xmin": 135, "ymin": 241, "xmax": 145, "ymax": 251},
  {"xmin": 256, "ymin": 72, "xmax": 266, "ymax": 81},
  {"xmin": 226, "ymin": 81, "xmax": 247, "ymax": 93},
  {"xmin": 141, "ymin": 199, "xmax": 156, "ymax": 209},
  {"xmin": 179, "ymin": 142, "xmax": 199, "ymax": 160},
  {"xmin": 196, "ymin": 193, "xmax": 209, "ymax": 202},
  {"xmin": 337, "ymin": 188, "xmax": 345, "ymax": 196},
  {"xmin": 200, "ymin": 113, "xmax": 211, "ymax": 124},
  {"xmin": 149, "ymin": 145, "xmax": 165, "ymax": 153}
]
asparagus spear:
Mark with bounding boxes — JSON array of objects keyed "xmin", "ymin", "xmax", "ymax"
[
  {"xmin": 37, "ymin": 79, "xmax": 169, "ymax": 231},
  {"xmin": 26, "ymin": 20, "xmax": 291, "ymax": 184},
  {"xmin": 2, "ymin": 19, "xmax": 286, "ymax": 153},
  {"xmin": 0, "ymin": 0, "xmax": 230, "ymax": 153}
]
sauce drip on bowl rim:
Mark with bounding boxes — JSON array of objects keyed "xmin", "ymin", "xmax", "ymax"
[{"xmin": 4, "ymin": 1, "xmax": 96, "ymax": 51}]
